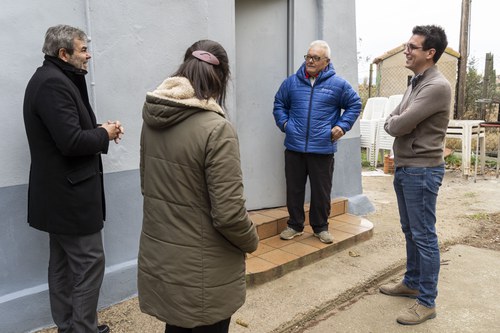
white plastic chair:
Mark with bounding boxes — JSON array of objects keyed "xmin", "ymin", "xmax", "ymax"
[
  {"xmin": 445, "ymin": 120, "xmax": 485, "ymax": 180},
  {"xmin": 360, "ymin": 97, "xmax": 388, "ymax": 166},
  {"xmin": 374, "ymin": 94, "xmax": 404, "ymax": 165}
]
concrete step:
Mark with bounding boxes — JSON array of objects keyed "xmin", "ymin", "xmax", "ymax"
[{"xmin": 246, "ymin": 198, "xmax": 373, "ymax": 286}]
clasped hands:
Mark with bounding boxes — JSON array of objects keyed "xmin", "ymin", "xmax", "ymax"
[{"xmin": 101, "ymin": 120, "xmax": 125, "ymax": 144}]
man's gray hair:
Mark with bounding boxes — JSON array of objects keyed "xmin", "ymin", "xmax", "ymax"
[
  {"xmin": 42, "ymin": 24, "xmax": 87, "ymax": 57},
  {"xmin": 309, "ymin": 40, "xmax": 331, "ymax": 59}
]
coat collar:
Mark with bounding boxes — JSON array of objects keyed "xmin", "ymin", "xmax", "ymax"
[
  {"xmin": 44, "ymin": 55, "xmax": 88, "ymax": 77},
  {"xmin": 298, "ymin": 62, "xmax": 335, "ymax": 82},
  {"xmin": 43, "ymin": 55, "xmax": 94, "ymax": 121},
  {"xmin": 147, "ymin": 76, "xmax": 224, "ymax": 115}
]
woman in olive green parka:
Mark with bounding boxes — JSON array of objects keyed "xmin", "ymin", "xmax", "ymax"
[{"xmin": 138, "ymin": 40, "xmax": 259, "ymax": 332}]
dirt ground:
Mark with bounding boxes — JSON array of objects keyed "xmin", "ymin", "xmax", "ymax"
[
  {"xmin": 36, "ymin": 168, "xmax": 500, "ymax": 333},
  {"xmin": 461, "ymin": 211, "xmax": 500, "ymax": 251},
  {"xmin": 362, "ymin": 168, "xmax": 500, "ymax": 252}
]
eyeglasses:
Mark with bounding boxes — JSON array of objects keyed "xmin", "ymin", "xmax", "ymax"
[
  {"xmin": 304, "ymin": 55, "xmax": 328, "ymax": 62},
  {"xmin": 404, "ymin": 43, "xmax": 423, "ymax": 52}
]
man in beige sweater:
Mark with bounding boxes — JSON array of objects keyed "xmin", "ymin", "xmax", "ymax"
[{"xmin": 380, "ymin": 25, "xmax": 451, "ymax": 325}]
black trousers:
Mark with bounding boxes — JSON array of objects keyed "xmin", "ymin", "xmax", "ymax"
[
  {"xmin": 165, "ymin": 318, "xmax": 231, "ymax": 333},
  {"xmin": 48, "ymin": 231, "xmax": 105, "ymax": 333},
  {"xmin": 285, "ymin": 149, "xmax": 334, "ymax": 233}
]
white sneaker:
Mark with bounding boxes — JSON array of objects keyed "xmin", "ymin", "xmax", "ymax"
[
  {"xmin": 314, "ymin": 231, "xmax": 334, "ymax": 244},
  {"xmin": 280, "ymin": 227, "xmax": 303, "ymax": 240}
]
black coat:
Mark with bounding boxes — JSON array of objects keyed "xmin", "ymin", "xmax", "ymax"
[{"xmin": 23, "ymin": 56, "xmax": 109, "ymax": 235}]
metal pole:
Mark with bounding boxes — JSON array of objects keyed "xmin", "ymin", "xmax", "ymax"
[
  {"xmin": 456, "ymin": 0, "xmax": 471, "ymax": 119},
  {"xmin": 85, "ymin": 0, "xmax": 97, "ymax": 113},
  {"xmin": 368, "ymin": 63, "xmax": 373, "ymax": 98},
  {"xmin": 287, "ymin": 0, "xmax": 295, "ymax": 76}
]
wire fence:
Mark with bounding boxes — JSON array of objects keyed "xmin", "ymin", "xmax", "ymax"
[
  {"xmin": 366, "ymin": 59, "xmax": 458, "ymax": 114},
  {"xmin": 359, "ymin": 60, "xmax": 499, "ymax": 157}
]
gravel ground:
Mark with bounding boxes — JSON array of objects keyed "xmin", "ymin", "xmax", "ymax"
[{"xmin": 36, "ymin": 168, "xmax": 500, "ymax": 333}]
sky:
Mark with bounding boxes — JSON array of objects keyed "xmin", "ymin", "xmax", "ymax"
[{"xmin": 355, "ymin": 0, "xmax": 500, "ymax": 82}]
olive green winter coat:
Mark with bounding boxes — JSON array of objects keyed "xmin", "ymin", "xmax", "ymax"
[{"xmin": 138, "ymin": 76, "xmax": 259, "ymax": 328}]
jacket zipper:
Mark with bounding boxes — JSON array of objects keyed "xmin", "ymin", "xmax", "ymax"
[{"xmin": 305, "ymin": 83, "xmax": 315, "ymax": 151}]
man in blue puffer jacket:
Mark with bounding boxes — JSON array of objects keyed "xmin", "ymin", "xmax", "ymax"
[{"xmin": 273, "ymin": 40, "xmax": 361, "ymax": 244}]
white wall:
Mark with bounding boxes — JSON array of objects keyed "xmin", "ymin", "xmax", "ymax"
[
  {"xmin": 321, "ymin": 0, "xmax": 365, "ymax": 198},
  {"xmin": 0, "ymin": 1, "xmax": 238, "ymax": 332},
  {"xmin": 0, "ymin": 1, "xmax": 365, "ymax": 332},
  {"xmin": 235, "ymin": 0, "xmax": 289, "ymax": 209},
  {"xmin": 0, "ymin": 0, "xmax": 238, "ymax": 186},
  {"xmin": 0, "ymin": 0, "xmax": 88, "ymax": 187},
  {"xmin": 235, "ymin": 0, "xmax": 364, "ymax": 208}
]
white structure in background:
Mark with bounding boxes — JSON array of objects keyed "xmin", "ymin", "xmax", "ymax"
[
  {"xmin": 374, "ymin": 94, "xmax": 404, "ymax": 165},
  {"xmin": 445, "ymin": 120, "xmax": 486, "ymax": 179},
  {"xmin": 360, "ymin": 97, "xmax": 388, "ymax": 166}
]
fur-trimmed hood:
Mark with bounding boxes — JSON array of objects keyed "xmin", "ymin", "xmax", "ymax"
[{"xmin": 143, "ymin": 76, "xmax": 225, "ymax": 129}]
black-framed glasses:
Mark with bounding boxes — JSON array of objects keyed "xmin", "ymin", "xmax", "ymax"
[
  {"xmin": 404, "ymin": 43, "xmax": 423, "ymax": 52},
  {"xmin": 304, "ymin": 55, "xmax": 327, "ymax": 62}
]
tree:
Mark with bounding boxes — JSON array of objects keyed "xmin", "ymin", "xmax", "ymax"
[
  {"xmin": 464, "ymin": 57, "xmax": 482, "ymax": 117},
  {"xmin": 464, "ymin": 54, "xmax": 499, "ymax": 119}
]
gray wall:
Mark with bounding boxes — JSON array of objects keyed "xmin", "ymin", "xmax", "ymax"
[
  {"xmin": 235, "ymin": 0, "xmax": 289, "ymax": 208},
  {"xmin": 0, "ymin": 1, "xmax": 367, "ymax": 332},
  {"xmin": 322, "ymin": 0, "xmax": 365, "ymax": 200},
  {"xmin": 235, "ymin": 0, "xmax": 365, "ymax": 209}
]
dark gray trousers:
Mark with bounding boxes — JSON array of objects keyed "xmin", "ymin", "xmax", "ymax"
[
  {"xmin": 285, "ymin": 149, "xmax": 334, "ymax": 233},
  {"xmin": 48, "ymin": 231, "xmax": 105, "ymax": 333}
]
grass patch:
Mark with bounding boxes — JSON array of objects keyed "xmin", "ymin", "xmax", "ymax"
[
  {"xmin": 445, "ymin": 153, "xmax": 461, "ymax": 168},
  {"xmin": 360, "ymin": 149, "xmax": 371, "ymax": 168},
  {"xmin": 445, "ymin": 152, "xmax": 498, "ymax": 169},
  {"xmin": 466, "ymin": 212, "xmax": 490, "ymax": 221}
]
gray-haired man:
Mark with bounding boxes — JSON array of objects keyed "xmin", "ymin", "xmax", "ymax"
[{"xmin": 24, "ymin": 24, "xmax": 124, "ymax": 333}]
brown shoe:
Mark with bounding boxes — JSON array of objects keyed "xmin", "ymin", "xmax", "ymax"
[
  {"xmin": 397, "ymin": 300, "xmax": 436, "ymax": 325},
  {"xmin": 379, "ymin": 281, "xmax": 419, "ymax": 298}
]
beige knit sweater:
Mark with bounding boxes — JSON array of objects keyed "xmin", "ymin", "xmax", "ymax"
[{"xmin": 384, "ymin": 65, "xmax": 451, "ymax": 167}]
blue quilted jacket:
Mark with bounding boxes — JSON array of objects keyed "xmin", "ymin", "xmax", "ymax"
[{"xmin": 273, "ymin": 62, "xmax": 361, "ymax": 154}]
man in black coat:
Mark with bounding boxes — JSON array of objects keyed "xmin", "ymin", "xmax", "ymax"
[{"xmin": 23, "ymin": 24, "xmax": 124, "ymax": 333}]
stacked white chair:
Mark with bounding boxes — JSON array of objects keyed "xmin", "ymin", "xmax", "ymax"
[
  {"xmin": 374, "ymin": 94, "xmax": 404, "ymax": 166},
  {"xmin": 360, "ymin": 97, "xmax": 388, "ymax": 166}
]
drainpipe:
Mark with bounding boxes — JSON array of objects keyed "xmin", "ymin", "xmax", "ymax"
[
  {"xmin": 85, "ymin": 0, "xmax": 98, "ymax": 113},
  {"xmin": 368, "ymin": 63, "xmax": 373, "ymax": 98},
  {"xmin": 287, "ymin": 0, "xmax": 294, "ymax": 76},
  {"xmin": 316, "ymin": 0, "xmax": 324, "ymax": 40}
]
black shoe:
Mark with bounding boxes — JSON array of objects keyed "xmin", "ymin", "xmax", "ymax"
[{"xmin": 98, "ymin": 325, "xmax": 110, "ymax": 333}]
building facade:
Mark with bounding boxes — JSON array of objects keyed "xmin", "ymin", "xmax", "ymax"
[{"xmin": 0, "ymin": 1, "xmax": 366, "ymax": 332}]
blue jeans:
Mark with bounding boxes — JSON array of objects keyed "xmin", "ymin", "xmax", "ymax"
[{"xmin": 393, "ymin": 165, "xmax": 444, "ymax": 308}]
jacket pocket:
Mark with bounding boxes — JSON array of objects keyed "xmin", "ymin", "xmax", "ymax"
[{"xmin": 66, "ymin": 166, "xmax": 100, "ymax": 185}]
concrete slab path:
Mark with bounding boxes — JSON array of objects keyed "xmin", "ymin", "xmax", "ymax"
[{"xmin": 302, "ymin": 245, "xmax": 500, "ymax": 333}]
